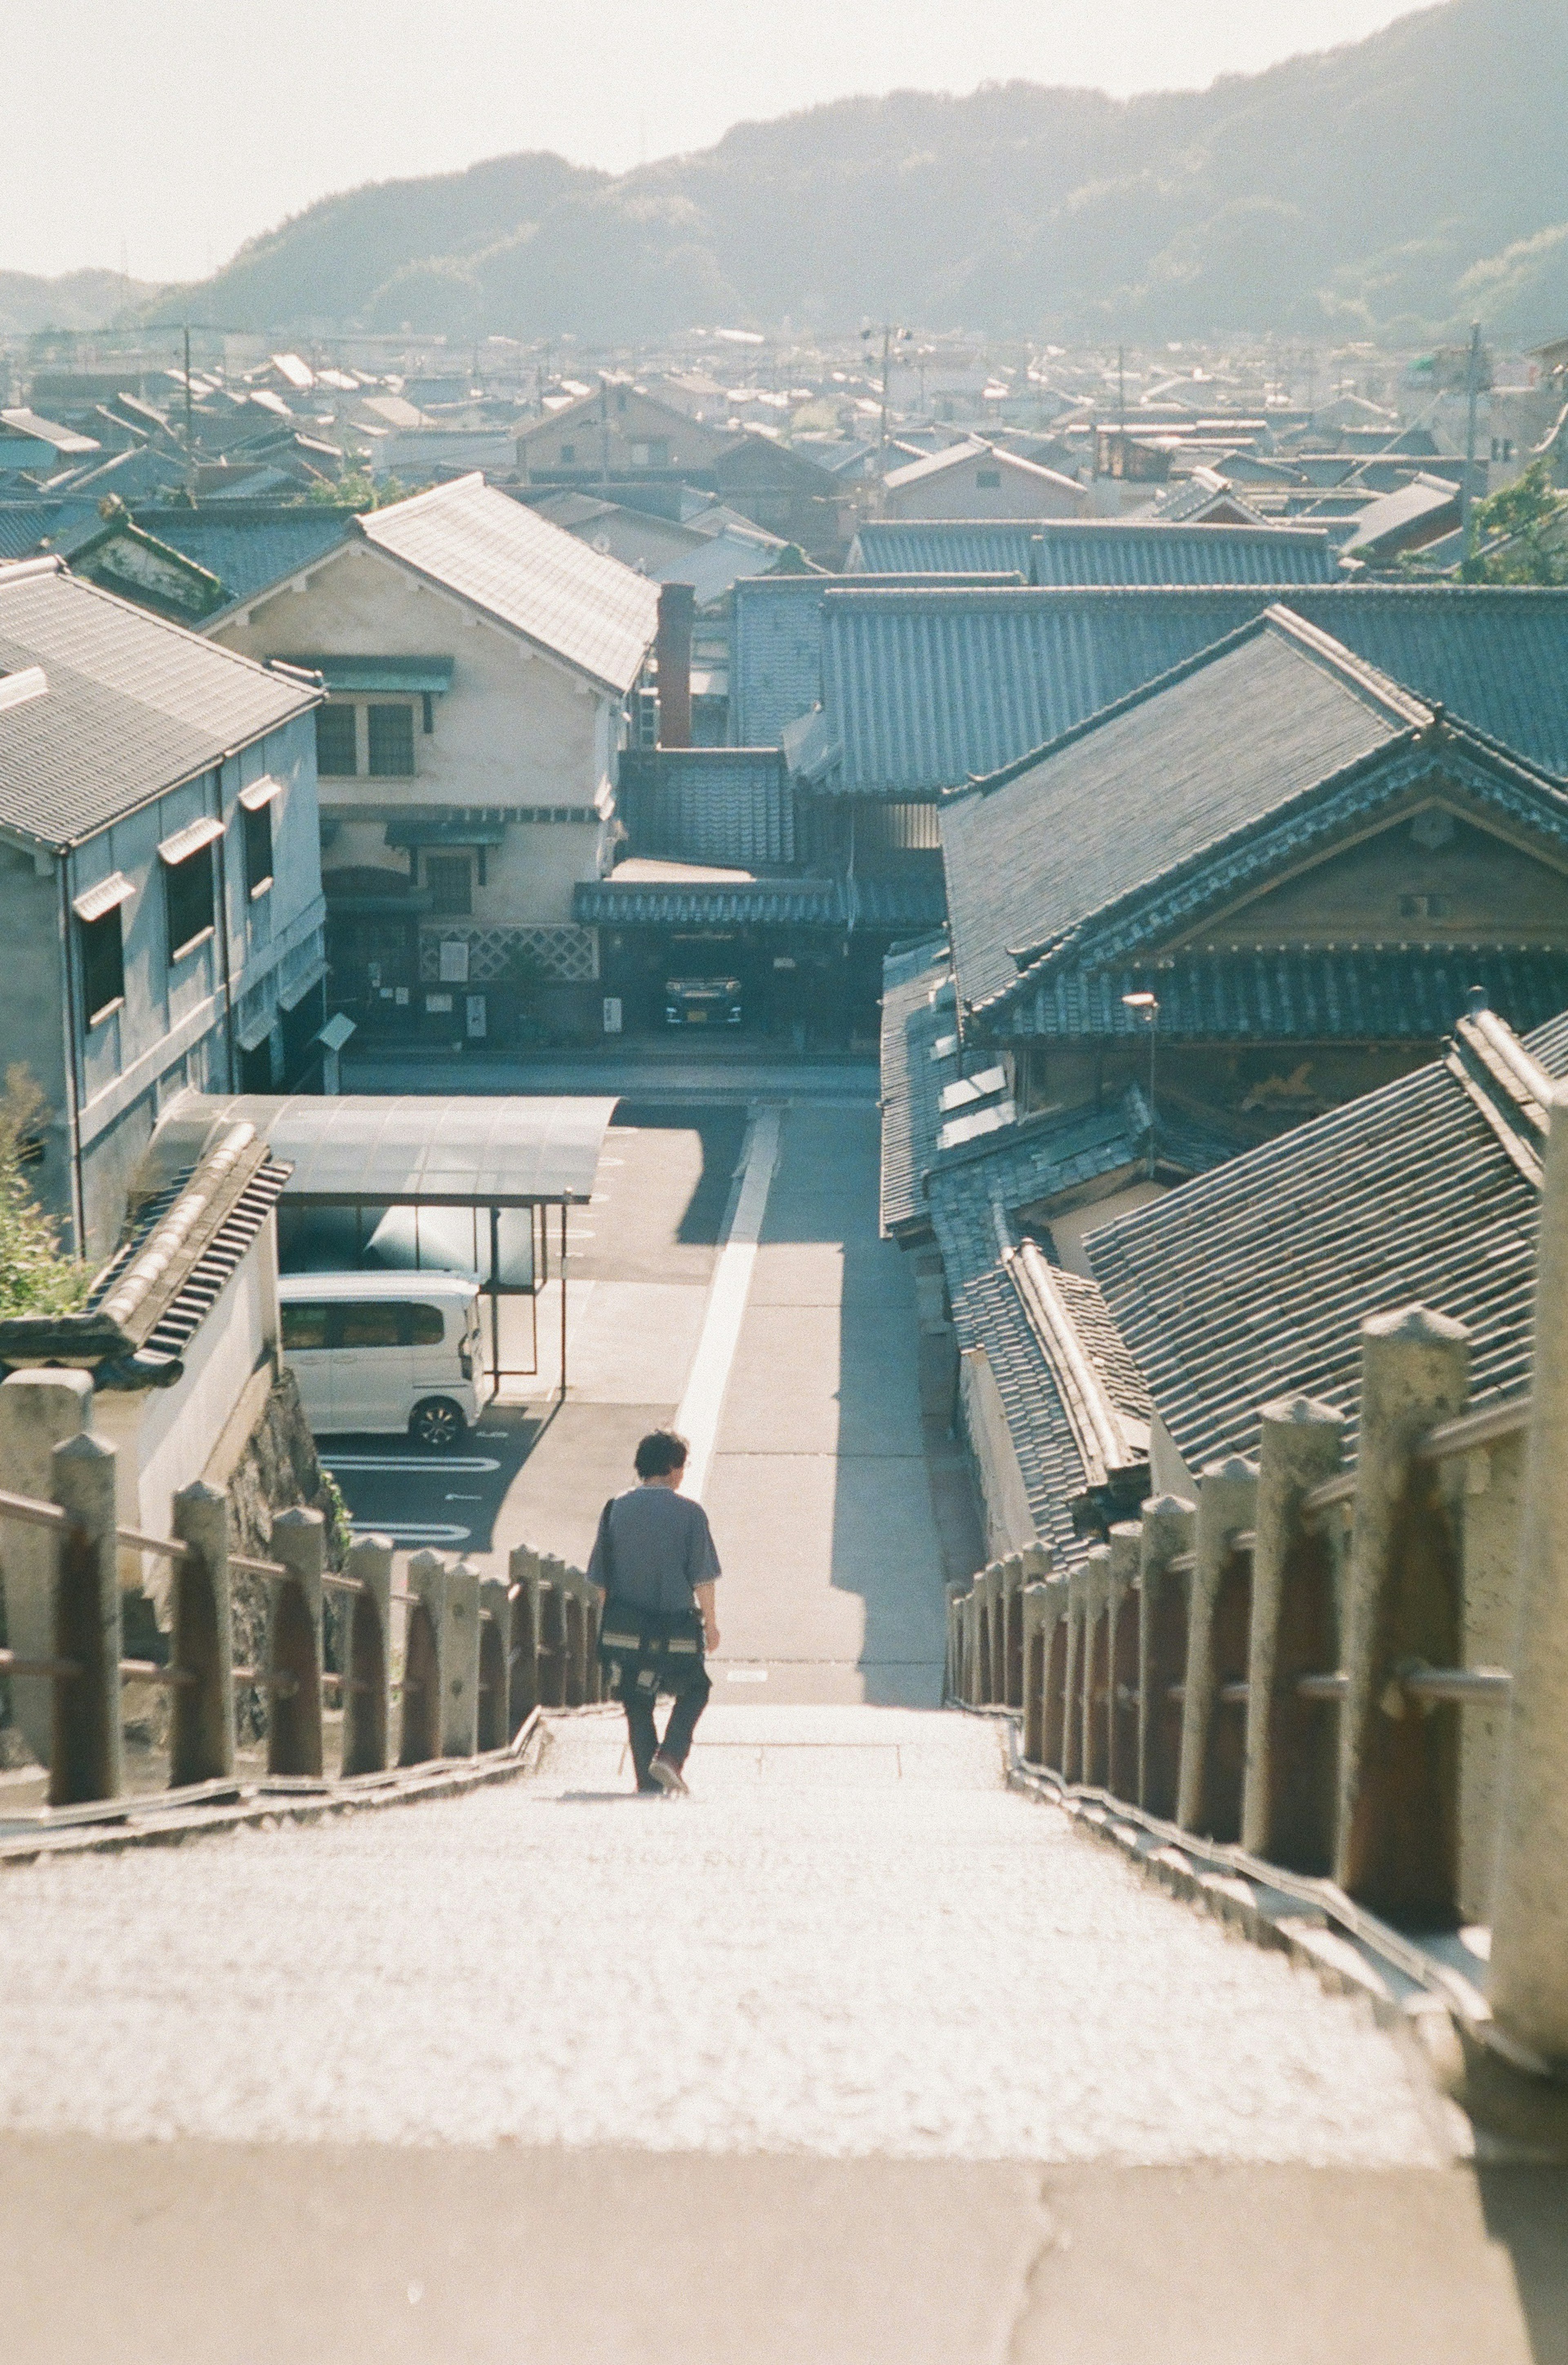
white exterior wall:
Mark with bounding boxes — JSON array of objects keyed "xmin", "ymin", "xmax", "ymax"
[
  {"xmin": 883, "ymin": 457, "xmax": 1085, "ymax": 521},
  {"xmin": 216, "ymin": 543, "xmax": 620, "ymax": 931},
  {"xmin": 3, "ymin": 708, "xmax": 323, "ymax": 1262},
  {"xmin": 94, "ymin": 1224, "xmax": 278, "ymax": 1618}
]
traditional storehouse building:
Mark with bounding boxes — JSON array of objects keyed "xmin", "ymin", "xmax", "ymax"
[
  {"xmin": 210, "ymin": 474, "xmax": 659, "ymax": 1047},
  {"xmin": 0, "ymin": 557, "xmax": 324, "ymax": 1258}
]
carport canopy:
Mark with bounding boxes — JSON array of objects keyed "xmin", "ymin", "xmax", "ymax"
[{"xmin": 171, "ymin": 1093, "xmax": 616, "ymax": 1207}]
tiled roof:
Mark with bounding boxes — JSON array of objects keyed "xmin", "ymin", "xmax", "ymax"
[
  {"xmin": 728, "ymin": 570, "xmax": 1025, "ymax": 750},
  {"xmin": 814, "ymin": 583, "xmax": 1568, "ymax": 798},
  {"xmin": 942, "ymin": 610, "xmax": 1426, "ymax": 1013},
  {"xmin": 617, "ymin": 747, "xmax": 794, "ymax": 868},
  {"xmin": 576, "ymin": 862, "xmax": 840, "ymax": 926},
  {"xmin": 576, "ymin": 858, "xmax": 946, "ymax": 931},
  {"xmin": 996, "ymin": 947, "xmax": 1568, "ymax": 1045},
  {"xmin": 878, "ymin": 937, "xmax": 956, "ymax": 1236},
  {"xmin": 926, "ymin": 1091, "xmax": 1239, "ymax": 1565},
  {"xmin": 850, "ymin": 522, "xmax": 1042, "ymax": 578},
  {"xmin": 0, "ymin": 559, "xmax": 317, "ymax": 851},
  {"xmin": 0, "ymin": 501, "xmax": 101, "ymax": 561},
  {"xmin": 1087, "ymin": 1006, "xmax": 1568, "ymax": 1475},
  {"xmin": 130, "ymin": 504, "xmax": 356, "ymax": 612},
  {"xmin": 1026, "ymin": 520, "xmax": 1339, "ymax": 587},
  {"xmin": 359, "ymin": 474, "xmax": 659, "ymax": 695}
]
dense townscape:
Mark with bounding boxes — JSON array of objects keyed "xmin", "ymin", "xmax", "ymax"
[{"xmin": 3, "ymin": 2, "xmax": 1568, "ymax": 2353}]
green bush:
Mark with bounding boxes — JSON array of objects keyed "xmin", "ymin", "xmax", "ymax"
[{"xmin": 0, "ymin": 1068, "xmax": 88, "ymax": 1319}]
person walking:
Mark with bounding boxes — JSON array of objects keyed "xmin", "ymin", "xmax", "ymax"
[{"xmin": 587, "ymin": 1428, "xmax": 720, "ymax": 1796}]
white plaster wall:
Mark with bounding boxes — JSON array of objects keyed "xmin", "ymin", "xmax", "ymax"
[
  {"xmin": 95, "ymin": 1246, "xmax": 274, "ymax": 1618},
  {"xmin": 884, "ymin": 460, "xmax": 1085, "ymax": 521},
  {"xmin": 958, "ymin": 1345, "xmax": 1038, "ymax": 1557},
  {"xmin": 218, "ymin": 543, "xmax": 610, "ymax": 813}
]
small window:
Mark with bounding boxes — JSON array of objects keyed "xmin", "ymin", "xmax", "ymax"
[
  {"xmin": 368, "ymin": 703, "xmax": 415, "ymax": 777},
  {"xmin": 976, "ymin": 468, "xmax": 1001, "ymax": 489},
  {"xmin": 1398, "ymin": 891, "xmax": 1454, "ymax": 920},
  {"xmin": 165, "ymin": 844, "xmax": 215, "ymax": 960},
  {"xmin": 80, "ymin": 907, "xmax": 125, "ymax": 1022},
  {"xmin": 336, "ymin": 1302, "xmax": 404, "ymax": 1348},
  {"xmin": 281, "ymin": 1302, "xmax": 331, "ymax": 1351},
  {"xmin": 243, "ymin": 798, "xmax": 274, "ymax": 897},
  {"xmin": 316, "ymin": 703, "xmax": 357, "ymax": 776},
  {"xmin": 560, "ymin": 442, "xmax": 576, "ymax": 463},
  {"xmin": 409, "ymin": 1303, "xmax": 446, "ymax": 1345},
  {"xmin": 426, "ymin": 854, "xmax": 472, "ymax": 916}
]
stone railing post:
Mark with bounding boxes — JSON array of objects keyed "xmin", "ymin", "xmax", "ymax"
[
  {"xmin": 1079, "ymin": 1544, "xmax": 1113, "ymax": 1789},
  {"xmin": 400, "ymin": 1550, "xmax": 448, "ymax": 1766},
  {"xmin": 537, "ymin": 1554, "xmax": 568, "ymax": 1708},
  {"xmin": 50, "ymin": 1431, "xmax": 123, "ymax": 1808},
  {"xmin": 478, "ymin": 1575, "xmax": 510, "ymax": 1750},
  {"xmin": 978, "ymin": 1560, "xmax": 1003, "ymax": 1705},
  {"xmin": 1335, "ymin": 1306, "xmax": 1469, "ymax": 1922},
  {"xmin": 170, "ymin": 1480, "xmax": 235, "ymax": 1788},
  {"xmin": 1037, "ymin": 1575, "xmax": 1071, "ymax": 1771},
  {"xmin": 1061, "ymin": 1560, "xmax": 1088, "ymax": 1781},
  {"xmin": 562, "ymin": 1569, "xmax": 588, "ymax": 1709},
  {"xmin": 441, "ymin": 1558, "xmax": 483, "ymax": 1758},
  {"xmin": 341, "ymin": 1535, "xmax": 393, "ymax": 1777},
  {"xmin": 1105, "ymin": 1521, "xmax": 1142, "ymax": 1801},
  {"xmin": 1000, "ymin": 1550, "xmax": 1026, "ymax": 1708},
  {"xmin": 0, "ymin": 1368, "xmax": 92, "ymax": 1764},
  {"xmin": 1241, "ymin": 1398, "xmax": 1345, "ymax": 1868},
  {"xmin": 1176, "ymin": 1456, "xmax": 1257, "ymax": 1841},
  {"xmin": 1489, "ymin": 1082, "xmax": 1568, "ymax": 2069},
  {"xmin": 268, "ymin": 1505, "xmax": 325, "ymax": 1779},
  {"xmin": 507, "ymin": 1546, "xmax": 541, "ymax": 1731},
  {"xmin": 1137, "ymin": 1496, "xmax": 1194, "ymax": 1817}
]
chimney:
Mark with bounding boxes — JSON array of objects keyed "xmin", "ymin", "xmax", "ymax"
[{"xmin": 655, "ymin": 581, "xmax": 694, "ymax": 748}]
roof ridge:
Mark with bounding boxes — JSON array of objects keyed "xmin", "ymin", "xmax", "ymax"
[{"xmin": 1253, "ymin": 602, "xmax": 1432, "ymax": 728}]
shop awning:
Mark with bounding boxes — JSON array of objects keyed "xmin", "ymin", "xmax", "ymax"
[
  {"xmin": 384, "ymin": 816, "xmax": 507, "ymax": 850},
  {"xmin": 280, "ymin": 655, "xmax": 456, "ymax": 696},
  {"xmin": 156, "ymin": 1093, "xmax": 615, "ymax": 1207}
]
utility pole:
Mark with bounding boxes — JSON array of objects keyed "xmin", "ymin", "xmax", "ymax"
[
  {"xmin": 862, "ymin": 323, "xmax": 911, "ymax": 457},
  {"xmin": 183, "ymin": 323, "xmax": 195, "ymax": 496},
  {"xmin": 1461, "ymin": 318, "xmax": 1483, "ymax": 567}
]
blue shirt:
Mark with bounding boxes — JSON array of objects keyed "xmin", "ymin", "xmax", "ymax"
[{"xmin": 587, "ymin": 1484, "xmax": 722, "ymax": 1616}]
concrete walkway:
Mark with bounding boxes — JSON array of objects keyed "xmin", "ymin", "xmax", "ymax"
[
  {"xmin": 701, "ymin": 1100, "xmax": 951, "ymax": 1703},
  {"xmin": 2, "ymin": 1710, "xmax": 1563, "ymax": 2359}
]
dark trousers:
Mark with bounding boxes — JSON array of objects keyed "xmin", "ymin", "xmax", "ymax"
[{"xmin": 620, "ymin": 1662, "xmax": 711, "ymax": 1788}]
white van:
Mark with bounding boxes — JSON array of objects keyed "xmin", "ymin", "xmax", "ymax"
[{"xmin": 278, "ymin": 1272, "xmax": 484, "ymax": 1448}]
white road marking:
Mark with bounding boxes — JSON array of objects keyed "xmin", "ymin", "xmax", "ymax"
[
  {"xmin": 725, "ymin": 1667, "xmax": 769, "ymax": 1683},
  {"xmin": 321, "ymin": 1455, "xmax": 501, "ymax": 1475},
  {"xmin": 445, "ymin": 1493, "xmax": 484, "ymax": 1502},
  {"xmin": 675, "ymin": 1102, "xmax": 782, "ymax": 1503}
]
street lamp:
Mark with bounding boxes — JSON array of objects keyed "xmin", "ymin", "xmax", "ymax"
[{"xmin": 1122, "ymin": 991, "xmax": 1159, "ymax": 1180}]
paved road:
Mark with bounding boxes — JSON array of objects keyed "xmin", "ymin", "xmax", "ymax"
[{"xmin": 323, "ymin": 1085, "xmax": 955, "ymax": 1701}]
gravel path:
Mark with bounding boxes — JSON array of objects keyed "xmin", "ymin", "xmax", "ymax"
[{"xmin": 0, "ymin": 1708, "xmax": 1454, "ymax": 2165}]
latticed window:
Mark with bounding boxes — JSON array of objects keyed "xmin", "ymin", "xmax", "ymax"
[
  {"xmin": 316, "ymin": 703, "xmax": 357, "ymax": 775},
  {"xmin": 426, "ymin": 855, "xmax": 472, "ymax": 916},
  {"xmin": 368, "ymin": 704, "xmax": 416, "ymax": 777}
]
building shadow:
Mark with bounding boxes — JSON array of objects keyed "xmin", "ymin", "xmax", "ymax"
[{"xmin": 1477, "ymin": 2166, "xmax": 1568, "ymax": 2357}]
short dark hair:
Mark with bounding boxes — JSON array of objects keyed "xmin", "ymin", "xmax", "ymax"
[{"xmin": 634, "ymin": 1428, "xmax": 689, "ymax": 1479}]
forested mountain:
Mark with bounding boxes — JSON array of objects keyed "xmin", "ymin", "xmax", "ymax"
[{"xmin": 145, "ymin": 0, "xmax": 1568, "ymax": 345}]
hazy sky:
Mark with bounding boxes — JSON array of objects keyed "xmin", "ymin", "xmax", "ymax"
[{"xmin": 5, "ymin": 0, "xmax": 1424, "ymax": 283}]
